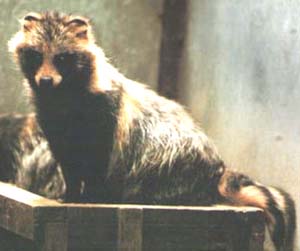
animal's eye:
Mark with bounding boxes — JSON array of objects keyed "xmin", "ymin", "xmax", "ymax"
[
  {"xmin": 19, "ymin": 48, "xmax": 43, "ymax": 74},
  {"xmin": 57, "ymin": 54, "xmax": 66, "ymax": 63},
  {"xmin": 20, "ymin": 48, "xmax": 43, "ymax": 65},
  {"xmin": 54, "ymin": 52, "xmax": 76, "ymax": 66}
]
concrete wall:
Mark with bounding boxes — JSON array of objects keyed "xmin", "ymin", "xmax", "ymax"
[
  {"xmin": 0, "ymin": 0, "xmax": 161, "ymax": 113},
  {"xmin": 178, "ymin": 1, "xmax": 300, "ymax": 250},
  {"xmin": 0, "ymin": 0, "xmax": 298, "ymax": 249}
]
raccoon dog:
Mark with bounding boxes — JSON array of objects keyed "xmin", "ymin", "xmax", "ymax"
[{"xmin": 9, "ymin": 12, "xmax": 296, "ymax": 250}]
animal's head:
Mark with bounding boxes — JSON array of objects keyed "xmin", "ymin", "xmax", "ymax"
[{"xmin": 8, "ymin": 11, "xmax": 107, "ymax": 93}]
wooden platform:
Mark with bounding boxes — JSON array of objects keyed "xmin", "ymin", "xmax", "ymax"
[{"xmin": 0, "ymin": 182, "xmax": 265, "ymax": 251}]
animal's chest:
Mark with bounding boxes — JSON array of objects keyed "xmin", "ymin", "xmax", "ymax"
[{"xmin": 40, "ymin": 107, "xmax": 115, "ymax": 169}]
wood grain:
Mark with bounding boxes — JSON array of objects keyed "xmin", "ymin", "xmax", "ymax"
[{"xmin": 0, "ymin": 182, "xmax": 265, "ymax": 251}]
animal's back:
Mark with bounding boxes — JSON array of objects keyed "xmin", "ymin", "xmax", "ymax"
[{"xmin": 109, "ymin": 80, "xmax": 225, "ymax": 205}]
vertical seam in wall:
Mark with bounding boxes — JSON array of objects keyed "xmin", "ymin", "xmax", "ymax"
[{"xmin": 157, "ymin": 0, "xmax": 189, "ymax": 100}]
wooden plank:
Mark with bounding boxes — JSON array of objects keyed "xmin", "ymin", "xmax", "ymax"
[
  {"xmin": 0, "ymin": 182, "xmax": 265, "ymax": 251},
  {"xmin": 143, "ymin": 206, "xmax": 230, "ymax": 251},
  {"xmin": 0, "ymin": 190, "xmax": 35, "ymax": 240},
  {"xmin": 42, "ymin": 223, "xmax": 68, "ymax": 251},
  {"xmin": 32, "ymin": 206, "xmax": 68, "ymax": 251},
  {"xmin": 66, "ymin": 205, "xmax": 118, "ymax": 250},
  {"xmin": 118, "ymin": 206, "xmax": 143, "ymax": 251},
  {"xmin": 245, "ymin": 211, "xmax": 265, "ymax": 251},
  {"xmin": 220, "ymin": 209, "xmax": 265, "ymax": 251},
  {"xmin": 142, "ymin": 205, "xmax": 264, "ymax": 251},
  {"xmin": 0, "ymin": 182, "xmax": 60, "ymax": 207},
  {"xmin": 0, "ymin": 227, "xmax": 38, "ymax": 251},
  {"xmin": 0, "ymin": 182, "xmax": 62, "ymax": 241}
]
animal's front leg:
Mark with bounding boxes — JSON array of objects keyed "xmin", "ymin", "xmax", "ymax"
[
  {"xmin": 62, "ymin": 166, "xmax": 82, "ymax": 203},
  {"xmin": 81, "ymin": 174, "xmax": 108, "ymax": 203}
]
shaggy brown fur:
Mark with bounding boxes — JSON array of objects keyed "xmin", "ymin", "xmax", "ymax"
[
  {"xmin": 0, "ymin": 113, "xmax": 64, "ymax": 199},
  {"xmin": 9, "ymin": 11, "xmax": 296, "ymax": 251}
]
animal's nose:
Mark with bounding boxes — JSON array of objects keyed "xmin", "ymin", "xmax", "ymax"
[{"xmin": 39, "ymin": 76, "xmax": 54, "ymax": 87}]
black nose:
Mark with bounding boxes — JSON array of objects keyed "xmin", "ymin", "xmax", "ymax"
[{"xmin": 39, "ymin": 76, "xmax": 53, "ymax": 87}]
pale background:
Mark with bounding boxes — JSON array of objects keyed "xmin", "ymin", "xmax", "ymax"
[{"xmin": 0, "ymin": 0, "xmax": 298, "ymax": 250}]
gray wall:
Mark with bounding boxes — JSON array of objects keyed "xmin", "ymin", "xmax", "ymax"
[
  {"xmin": 0, "ymin": 0, "xmax": 161, "ymax": 113},
  {"xmin": 0, "ymin": 0, "xmax": 298, "ymax": 249},
  {"xmin": 178, "ymin": 1, "xmax": 299, "ymax": 250}
]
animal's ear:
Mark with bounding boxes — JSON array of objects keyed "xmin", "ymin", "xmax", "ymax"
[
  {"xmin": 66, "ymin": 16, "xmax": 90, "ymax": 39},
  {"xmin": 21, "ymin": 12, "xmax": 41, "ymax": 31}
]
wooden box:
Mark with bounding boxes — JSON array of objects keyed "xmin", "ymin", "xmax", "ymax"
[{"xmin": 0, "ymin": 182, "xmax": 265, "ymax": 251}]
